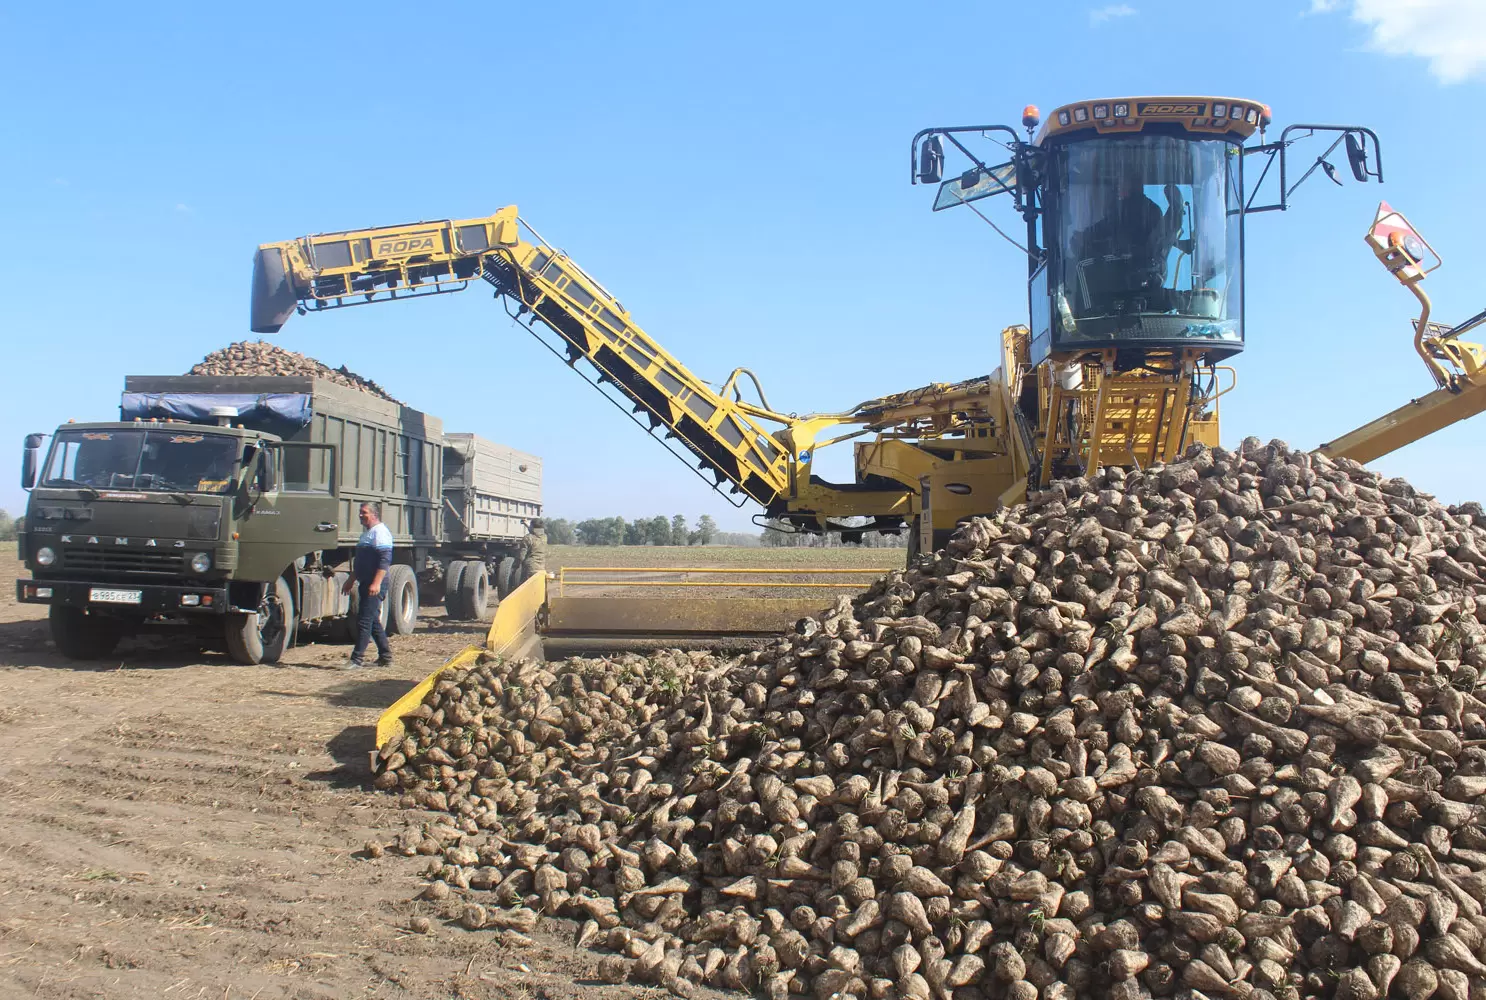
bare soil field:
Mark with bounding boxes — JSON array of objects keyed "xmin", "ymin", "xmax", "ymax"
[
  {"xmin": 548, "ymin": 544, "xmax": 903, "ymax": 599},
  {"xmin": 547, "ymin": 545, "xmax": 905, "ymax": 571},
  {"xmin": 0, "ymin": 544, "xmax": 886, "ymax": 998}
]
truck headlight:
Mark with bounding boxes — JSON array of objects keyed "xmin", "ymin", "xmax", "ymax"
[
  {"xmin": 190, "ymin": 552, "xmax": 212, "ymax": 573},
  {"xmin": 35, "ymin": 546, "xmax": 56, "ymax": 567}
]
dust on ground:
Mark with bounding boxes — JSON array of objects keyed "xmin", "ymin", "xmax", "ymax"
[{"xmin": 0, "ymin": 545, "xmax": 755, "ymax": 999}]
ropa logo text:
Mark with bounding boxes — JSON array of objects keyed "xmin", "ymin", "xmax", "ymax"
[
  {"xmin": 374, "ymin": 236, "xmax": 436, "ymax": 256},
  {"xmin": 1138, "ymin": 102, "xmax": 1205, "ymax": 116}
]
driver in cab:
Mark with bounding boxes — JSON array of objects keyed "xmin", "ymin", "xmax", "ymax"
[{"xmin": 1075, "ymin": 173, "xmax": 1187, "ymax": 289}]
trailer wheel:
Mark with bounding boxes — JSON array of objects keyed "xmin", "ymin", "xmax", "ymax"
[
  {"xmin": 459, "ymin": 561, "xmax": 491, "ymax": 620},
  {"xmin": 49, "ymin": 606, "xmax": 122, "ymax": 660},
  {"xmin": 386, "ymin": 564, "xmax": 419, "ymax": 635},
  {"xmin": 226, "ymin": 576, "xmax": 294, "ymax": 665},
  {"xmin": 444, "ymin": 560, "xmax": 470, "ymax": 619},
  {"xmin": 495, "ymin": 555, "xmax": 518, "ymax": 599}
]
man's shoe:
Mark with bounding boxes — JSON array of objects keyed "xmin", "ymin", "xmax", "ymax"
[
  {"xmin": 376, "ymin": 655, "xmax": 395, "ymax": 667},
  {"xmin": 339, "ymin": 659, "xmax": 366, "ymax": 670}
]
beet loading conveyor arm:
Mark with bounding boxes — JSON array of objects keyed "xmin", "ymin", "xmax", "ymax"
[
  {"xmin": 251, "ymin": 208, "xmax": 912, "ymax": 530},
  {"xmin": 252, "ymin": 209, "xmax": 913, "ymax": 674}
]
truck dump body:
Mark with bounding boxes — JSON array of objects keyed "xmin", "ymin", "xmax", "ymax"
[
  {"xmin": 123, "ymin": 375, "xmax": 443, "ymax": 549},
  {"xmin": 440, "ymin": 434, "xmax": 541, "ymax": 544}
]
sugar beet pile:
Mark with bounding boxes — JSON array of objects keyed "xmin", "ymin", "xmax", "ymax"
[
  {"xmin": 373, "ymin": 439, "xmax": 1486, "ymax": 1000},
  {"xmin": 189, "ymin": 340, "xmax": 402, "ymax": 403}
]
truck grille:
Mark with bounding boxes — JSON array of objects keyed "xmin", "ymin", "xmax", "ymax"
[{"xmin": 60, "ymin": 550, "xmax": 185, "ymax": 575}]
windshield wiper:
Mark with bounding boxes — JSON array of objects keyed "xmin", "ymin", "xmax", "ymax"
[
  {"xmin": 145, "ymin": 478, "xmax": 196, "ymax": 503},
  {"xmin": 45, "ymin": 478, "xmax": 100, "ymax": 499}
]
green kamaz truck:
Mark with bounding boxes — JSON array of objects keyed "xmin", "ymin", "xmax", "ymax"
[{"xmin": 16, "ymin": 375, "xmax": 541, "ymax": 664}]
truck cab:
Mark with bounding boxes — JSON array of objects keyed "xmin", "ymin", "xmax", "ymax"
[{"xmin": 18, "ymin": 412, "xmax": 337, "ymax": 663}]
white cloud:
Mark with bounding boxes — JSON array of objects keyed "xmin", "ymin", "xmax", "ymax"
[
  {"xmin": 1089, "ymin": 4, "xmax": 1136, "ymax": 24},
  {"xmin": 1322, "ymin": 0, "xmax": 1486, "ymax": 83},
  {"xmin": 1308, "ymin": 0, "xmax": 1342, "ymax": 12},
  {"xmin": 174, "ymin": 203, "xmax": 192, "ymax": 214}
]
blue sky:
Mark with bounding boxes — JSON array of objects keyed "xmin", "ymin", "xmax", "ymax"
[{"xmin": 3, "ymin": 0, "xmax": 1485, "ymax": 531}]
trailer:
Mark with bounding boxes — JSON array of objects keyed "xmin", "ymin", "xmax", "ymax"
[
  {"xmin": 439, "ymin": 432, "xmax": 542, "ymax": 615},
  {"xmin": 15, "ymin": 374, "xmax": 541, "ymax": 664}
]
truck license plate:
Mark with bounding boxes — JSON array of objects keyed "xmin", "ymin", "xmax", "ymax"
[{"xmin": 90, "ymin": 588, "xmax": 142, "ymax": 604}]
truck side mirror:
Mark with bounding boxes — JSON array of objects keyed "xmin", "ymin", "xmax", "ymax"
[
  {"xmin": 259, "ymin": 448, "xmax": 277, "ymax": 493},
  {"xmin": 1346, "ymin": 132, "xmax": 1369, "ymax": 183},
  {"xmin": 918, "ymin": 135, "xmax": 944, "ymax": 185},
  {"xmin": 21, "ymin": 433, "xmax": 43, "ymax": 490}
]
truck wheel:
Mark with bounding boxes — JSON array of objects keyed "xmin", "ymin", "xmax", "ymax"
[
  {"xmin": 495, "ymin": 555, "xmax": 518, "ymax": 599},
  {"xmin": 386, "ymin": 564, "xmax": 419, "ymax": 635},
  {"xmin": 226, "ymin": 576, "xmax": 294, "ymax": 665},
  {"xmin": 444, "ymin": 560, "xmax": 470, "ymax": 619},
  {"xmin": 49, "ymin": 606, "xmax": 122, "ymax": 660},
  {"xmin": 459, "ymin": 561, "xmax": 490, "ymax": 620}
]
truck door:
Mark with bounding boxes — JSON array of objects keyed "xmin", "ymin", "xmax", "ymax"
[{"xmin": 235, "ymin": 443, "xmax": 338, "ymax": 582}]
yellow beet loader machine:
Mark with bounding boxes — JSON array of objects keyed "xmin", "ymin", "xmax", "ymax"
[
  {"xmin": 249, "ymin": 96, "xmax": 1486, "ymax": 726},
  {"xmin": 253, "ymin": 96, "xmax": 1440, "ymax": 560}
]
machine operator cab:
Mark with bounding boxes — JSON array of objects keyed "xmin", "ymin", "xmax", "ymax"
[{"xmin": 913, "ymin": 97, "xmax": 1381, "ymax": 372}]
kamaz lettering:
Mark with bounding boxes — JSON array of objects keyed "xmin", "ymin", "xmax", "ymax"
[
  {"xmin": 373, "ymin": 235, "xmax": 438, "ymax": 257},
  {"xmin": 1137, "ymin": 102, "xmax": 1205, "ymax": 116}
]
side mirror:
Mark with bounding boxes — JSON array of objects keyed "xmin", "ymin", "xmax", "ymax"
[
  {"xmin": 918, "ymin": 135, "xmax": 944, "ymax": 185},
  {"xmin": 1345, "ymin": 132, "xmax": 1369, "ymax": 182},
  {"xmin": 259, "ymin": 449, "xmax": 277, "ymax": 493},
  {"xmin": 21, "ymin": 433, "xmax": 43, "ymax": 491}
]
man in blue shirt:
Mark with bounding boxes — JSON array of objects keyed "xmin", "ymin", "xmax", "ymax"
[{"xmin": 341, "ymin": 501, "xmax": 395, "ymax": 668}]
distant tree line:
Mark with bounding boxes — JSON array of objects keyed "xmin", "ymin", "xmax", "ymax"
[
  {"xmin": 543, "ymin": 513, "xmax": 905, "ymax": 548},
  {"xmin": 0, "ymin": 510, "xmax": 16, "ymax": 542},
  {"xmin": 544, "ymin": 514, "xmax": 719, "ymax": 547}
]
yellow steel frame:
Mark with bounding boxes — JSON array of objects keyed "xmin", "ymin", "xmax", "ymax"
[
  {"xmin": 1033, "ymin": 350, "xmax": 1211, "ymax": 486},
  {"xmin": 373, "ymin": 570, "xmax": 546, "ymax": 751},
  {"xmin": 556, "ymin": 565, "xmax": 884, "ymax": 596}
]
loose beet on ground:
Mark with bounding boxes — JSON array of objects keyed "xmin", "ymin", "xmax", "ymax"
[{"xmin": 372, "ymin": 437, "xmax": 1486, "ymax": 1000}]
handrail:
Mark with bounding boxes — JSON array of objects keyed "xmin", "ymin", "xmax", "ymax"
[
  {"xmin": 556, "ymin": 564, "xmax": 885, "ymax": 597},
  {"xmin": 560, "ymin": 566, "xmax": 885, "ymax": 574}
]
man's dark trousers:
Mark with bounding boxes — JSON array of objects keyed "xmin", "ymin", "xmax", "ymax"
[{"xmin": 352, "ymin": 586, "xmax": 392, "ymax": 664}]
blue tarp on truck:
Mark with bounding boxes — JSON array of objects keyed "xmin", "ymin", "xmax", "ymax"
[{"xmin": 120, "ymin": 392, "xmax": 314, "ymax": 438}]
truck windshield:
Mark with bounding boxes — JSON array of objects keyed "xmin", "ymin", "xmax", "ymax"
[
  {"xmin": 1048, "ymin": 134, "xmax": 1243, "ymax": 349},
  {"xmin": 42, "ymin": 429, "xmax": 240, "ymax": 494}
]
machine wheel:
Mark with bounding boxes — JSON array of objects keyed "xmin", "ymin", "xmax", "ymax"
[
  {"xmin": 226, "ymin": 576, "xmax": 294, "ymax": 665},
  {"xmin": 495, "ymin": 555, "xmax": 518, "ymax": 599},
  {"xmin": 444, "ymin": 560, "xmax": 470, "ymax": 620},
  {"xmin": 49, "ymin": 605, "xmax": 122, "ymax": 660},
  {"xmin": 386, "ymin": 564, "xmax": 419, "ymax": 635},
  {"xmin": 459, "ymin": 561, "xmax": 491, "ymax": 620}
]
